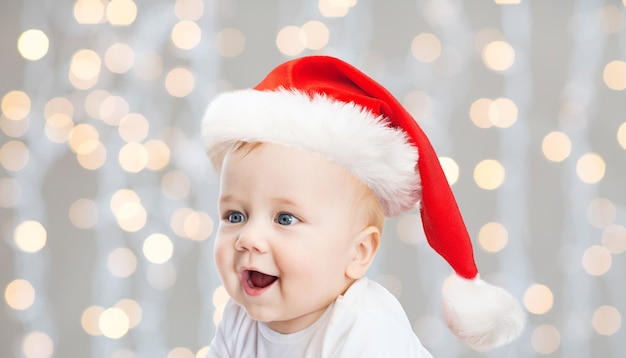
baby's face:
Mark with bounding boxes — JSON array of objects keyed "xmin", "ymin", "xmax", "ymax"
[{"xmin": 214, "ymin": 142, "xmax": 366, "ymax": 333}]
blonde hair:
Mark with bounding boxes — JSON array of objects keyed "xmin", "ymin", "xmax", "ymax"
[{"xmin": 225, "ymin": 140, "xmax": 385, "ymax": 232}]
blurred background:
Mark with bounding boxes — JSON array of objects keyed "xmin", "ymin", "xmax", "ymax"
[{"xmin": 1, "ymin": 0, "xmax": 625, "ymax": 357}]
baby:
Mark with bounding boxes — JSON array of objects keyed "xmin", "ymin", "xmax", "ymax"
[{"xmin": 202, "ymin": 56, "xmax": 525, "ymax": 357}]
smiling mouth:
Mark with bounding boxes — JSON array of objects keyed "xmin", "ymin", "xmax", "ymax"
[{"xmin": 242, "ymin": 270, "xmax": 278, "ymax": 296}]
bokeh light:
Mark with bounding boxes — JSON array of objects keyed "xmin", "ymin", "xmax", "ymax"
[
  {"xmin": 411, "ymin": 33, "xmax": 442, "ymax": 63},
  {"xmin": 478, "ymin": 222, "xmax": 508, "ymax": 253},
  {"xmin": 531, "ymin": 324, "xmax": 560, "ymax": 354},
  {"xmin": 542, "ymin": 131, "xmax": 572, "ymax": 162},
  {"xmin": 183, "ymin": 211, "xmax": 215, "ymax": 241},
  {"xmin": 118, "ymin": 113, "xmax": 149, "ymax": 143},
  {"xmin": 600, "ymin": 4, "xmax": 625, "ymax": 34},
  {"xmin": 161, "ymin": 170, "xmax": 191, "ymax": 200},
  {"xmin": 99, "ymin": 307, "xmax": 130, "ymax": 339},
  {"xmin": 165, "ymin": 67, "xmax": 195, "ymax": 97},
  {"xmin": 107, "ymin": 247, "xmax": 138, "ymax": 278},
  {"xmin": 196, "ymin": 347, "xmax": 209, "ymax": 358},
  {"xmin": 215, "ymin": 28, "xmax": 246, "ymax": 58},
  {"xmin": 147, "ymin": 262, "xmax": 177, "ymax": 290},
  {"xmin": 576, "ymin": 153, "xmax": 605, "ymax": 184},
  {"xmin": 168, "ymin": 347, "xmax": 194, "ymax": 358},
  {"xmin": 105, "ymin": 43, "xmax": 135, "ymax": 73},
  {"xmin": 469, "ymin": 98, "xmax": 493, "ymax": 128},
  {"xmin": 81, "ymin": 305, "xmax": 105, "ymax": 336},
  {"xmin": 396, "ymin": 214, "xmax": 423, "ymax": 245},
  {"xmin": 143, "ymin": 234, "xmax": 174, "ymax": 264},
  {"xmin": 69, "ymin": 49, "xmax": 101, "ymax": 89},
  {"xmin": 618, "ymin": 122, "xmax": 626, "ymax": 149},
  {"xmin": 212, "ymin": 285, "xmax": 229, "ymax": 326},
  {"xmin": 586, "ymin": 198, "xmax": 616, "ymax": 228},
  {"xmin": 110, "ymin": 189, "xmax": 147, "ymax": 232},
  {"xmin": 115, "ymin": 298, "xmax": 142, "ymax": 328},
  {"xmin": 482, "ymin": 40, "xmax": 515, "ymax": 72},
  {"xmin": 0, "ymin": 113, "xmax": 29, "ymax": 137},
  {"xmin": 22, "ymin": 331, "xmax": 54, "ymax": 358},
  {"xmin": 524, "ymin": 284, "xmax": 554, "ymax": 315},
  {"xmin": 171, "ymin": 20, "xmax": 202, "ymax": 50},
  {"xmin": 175, "ymin": 0, "xmax": 204, "ymax": 21},
  {"xmin": 474, "ymin": 159, "xmax": 505, "ymax": 190},
  {"xmin": 488, "ymin": 97, "xmax": 518, "ymax": 128},
  {"xmin": 276, "ymin": 26, "xmax": 306, "ymax": 56},
  {"xmin": 76, "ymin": 141, "xmax": 107, "ymax": 170},
  {"xmin": 592, "ymin": 305, "xmax": 622, "ymax": 336},
  {"xmin": 69, "ymin": 198, "xmax": 99, "ymax": 229},
  {"xmin": 99, "ymin": 95, "xmax": 129, "ymax": 126},
  {"xmin": 17, "ymin": 29, "xmax": 49, "ymax": 61},
  {"xmin": 602, "ymin": 224, "xmax": 626, "ymax": 254},
  {"xmin": 119, "ymin": 142, "xmax": 149, "ymax": 173},
  {"xmin": 73, "ymin": 0, "xmax": 105, "ymax": 24},
  {"xmin": 14, "ymin": 220, "xmax": 47, "ymax": 253},
  {"xmin": 439, "ymin": 157, "xmax": 459, "ymax": 186},
  {"xmin": 301, "ymin": 21, "xmax": 329, "ymax": 50},
  {"xmin": 106, "ymin": 0, "xmax": 137, "ymax": 26},
  {"xmin": 582, "ymin": 245, "xmax": 612, "ymax": 276},
  {"xmin": 144, "ymin": 139, "xmax": 171, "ymax": 170},
  {"xmin": 0, "ymin": 140, "xmax": 29, "ymax": 171},
  {"xmin": 603, "ymin": 60, "xmax": 626, "ymax": 91},
  {"xmin": 5, "ymin": 279, "xmax": 35, "ymax": 310},
  {"xmin": 318, "ymin": 0, "xmax": 354, "ymax": 17},
  {"xmin": 2, "ymin": 90, "xmax": 31, "ymax": 121}
]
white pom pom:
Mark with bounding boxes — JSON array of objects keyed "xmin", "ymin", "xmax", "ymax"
[{"xmin": 441, "ymin": 274, "xmax": 526, "ymax": 351}]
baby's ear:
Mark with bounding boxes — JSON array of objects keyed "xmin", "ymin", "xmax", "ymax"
[{"xmin": 345, "ymin": 226, "xmax": 380, "ymax": 279}]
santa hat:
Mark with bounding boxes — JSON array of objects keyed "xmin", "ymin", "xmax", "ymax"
[{"xmin": 201, "ymin": 55, "xmax": 525, "ymax": 350}]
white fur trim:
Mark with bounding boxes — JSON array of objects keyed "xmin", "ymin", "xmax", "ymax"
[
  {"xmin": 202, "ymin": 88, "xmax": 420, "ymax": 216},
  {"xmin": 441, "ymin": 274, "xmax": 526, "ymax": 351}
]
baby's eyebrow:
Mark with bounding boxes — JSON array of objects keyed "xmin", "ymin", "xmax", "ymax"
[
  {"xmin": 217, "ymin": 195, "xmax": 238, "ymax": 205},
  {"xmin": 270, "ymin": 197, "xmax": 298, "ymax": 206}
]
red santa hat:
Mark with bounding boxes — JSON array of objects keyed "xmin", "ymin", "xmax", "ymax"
[{"xmin": 202, "ymin": 55, "xmax": 525, "ymax": 350}]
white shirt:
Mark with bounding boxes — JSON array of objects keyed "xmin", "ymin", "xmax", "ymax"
[{"xmin": 207, "ymin": 277, "xmax": 433, "ymax": 358}]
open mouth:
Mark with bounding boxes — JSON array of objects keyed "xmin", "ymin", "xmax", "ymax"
[{"xmin": 242, "ymin": 270, "xmax": 278, "ymax": 296}]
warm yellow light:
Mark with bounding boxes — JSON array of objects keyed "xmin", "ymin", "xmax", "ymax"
[
  {"xmin": 183, "ymin": 211, "xmax": 214, "ymax": 241},
  {"xmin": 99, "ymin": 95, "xmax": 130, "ymax": 126},
  {"xmin": 212, "ymin": 285, "xmax": 229, "ymax": 326},
  {"xmin": 22, "ymin": 331, "xmax": 54, "ymax": 358},
  {"xmin": 478, "ymin": 222, "xmax": 508, "ymax": 253},
  {"xmin": 215, "ymin": 28, "xmax": 246, "ymax": 58},
  {"xmin": 542, "ymin": 131, "xmax": 571, "ymax": 162},
  {"xmin": 488, "ymin": 97, "xmax": 518, "ymax": 128},
  {"xmin": 85, "ymin": 90, "xmax": 111, "ymax": 120},
  {"xmin": 69, "ymin": 49, "xmax": 101, "ymax": 89},
  {"xmin": 81, "ymin": 305, "xmax": 105, "ymax": 336},
  {"xmin": 107, "ymin": 247, "xmax": 137, "ymax": 278},
  {"xmin": 68, "ymin": 123, "xmax": 99, "ymax": 153},
  {"xmin": 119, "ymin": 142, "xmax": 149, "ymax": 173},
  {"xmin": 618, "ymin": 122, "xmax": 626, "ymax": 149},
  {"xmin": 523, "ymin": 284, "xmax": 554, "ymax": 315},
  {"xmin": 0, "ymin": 113, "xmax": 29, "ymax": 137},
  {"xmin": 196, "ymin": 347, "xmax": 210, "ymax": 358},
  {"xmin": 439, "ymin": 157, "xmax": 459, "ymax": 186},
  {"xmin": 161, "ymin": 170, "xmax": 191, "ymax": 200},
  {"xmin": 106, "ymin": 0, "xmax": 137, "ymax": 26},
  {"xmin": 318, "ymin": 0, "xmax": 352, "ymax": 17},
  {"xmin": 531, "ymin": 324, "xmax": 560, "ymax": 354},
  {"xmin": 603, "ymin": 60, "xmax": 626, "ymax": 91},
  {"xmin": 172, "ymin": 20, "xmax": 202, "ymax": 50},
  {"xmin": 73, "ymin": 0, "xmax": 105, "ymax": 24},
  {"xmin": 582, "ymin": 245, "xmax": 612, "ymax": 276},
  {"xmin": 105, "ymin": 43, "xmax": 135, "ymax": 73},
  {"xmin": 14, "ymin": 220, "xmax": 47, "ymax": 253},
  {"xmin": 276, "ymin": 26, "xmax": 306, "ymax": 56},
  {"xmin": 116, "ymin": 202, "xmax": 147, "ymax": 232},
  {"xmin": 587, "ymin": 198, "xmax": 616, "ymax": 228},
  {"xmin": 69, "ymin": 198, "xmax": 99, "ymax": 229},
  {"xmin": 474, "ymin": 159, "xmax": 505, "ymax": 190},
  {"xmin": 44, "ymin": 97, "xmax": 73, "ymax": 118},
  {"xmin": 602, "ymin": 224, "xmax": 626, "ymax": 254},
  {"xmin": 592, "ymin": 305, "xmax": 622, "ymax": 336},
  {"xmin": 76, "ymin": 141, "xmax": 107, "ymax": 170},
  {"xmin": 118, "ymin": 113, "xmax": 149, "ymax": 143},
  {"xmin": 165, "ymin": 67, "xmax": 195, "ymax": 97},
  {"xmin": 1, "ymin": 90, "xmax": 31, "ymax": 121},
  {"xmin": 482, "ymin": 40, "xmax": 515, "ymax": 72},
  {"xmin": 145, "ymin": 139, "xmax": 170, "ymax": 171},
  {"xmin": 5, "ymin": 279, "xmax": 35, "ymax": 310},
  {"xmin": 175, "ymin": 0, "xmax": 204, "ymax": 21},
  {"xmin": 469, "ymin": 98, "xmax": 493, "ymax": 128},
  {"xmin": 17, "ymin": 29, "xmax": 49, "ymax": 61},
  {"xmin": 576, "ymin": 153, "xmax": 605, "ymax": 184},
  {"xmin": 411, "ymin": 33, "xmax": 442, "ymax": 63},
  {"xmin": 99, "ymin": 307, "xmax": 130, "ymax": 339},
  {"xmin": 474, "ymin": 28, "xmax": 503, "ymax": 55},
  {"xmin": 0, "ymin": 177, "xmax": 21, "ymax": 208},
  {"xmin": 168, "ymin": 347, "xmax": 195, "ymax": 358},
  {"xmin": 302, "ymin": 21, "xmax": 329, "ymax": 50},
  {"xmin": 111, "ymin": 189, "xmax": 140, "ymax": 213},
  {"xmin": 143, "ymin": 233, "xmax": 174, "ymax": 264},
  {"xmin": 44, "ymin": 113, "xmax": 74, "ymax": 143},
  {"xmin": 171, "ymin": 207, "xmax": 194, "ymax": 238},
  {"xmin": 115, "ymin": 298, "xmax": 142, "ymax": 328},
  {"xmin": 0, "ymin": 140, "xmax": 29, "ymax": 171}
]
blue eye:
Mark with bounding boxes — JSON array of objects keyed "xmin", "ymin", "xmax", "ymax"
[
  {"xmin": 227, "ymin": 211, "xmax": 245, "ymax": 223},
  {"xmin": 276, "ymin": 213, "xmax": 299, "ymax": 226}
]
